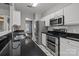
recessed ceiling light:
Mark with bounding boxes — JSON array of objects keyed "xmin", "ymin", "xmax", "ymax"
[
  {"xmin": 26, "ymin": 3, "xmax": 39, "ymax": 8},
  {"xmin": 32, "ymin": 3, "xmax": 38, "ymax": 7}
]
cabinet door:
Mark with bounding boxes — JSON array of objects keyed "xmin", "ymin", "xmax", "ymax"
[
  {"xmin": 68, "ymin": 39, "xmax": 79, "ymax": 56},
  {"xmin": 42, "ymin": 33, "xmax": 47, "ymax": 46},
  {"xmin": 55, "ymin": 9, "xmax": 64, "ymax": 17},
  {"xmin": 44, "ymin": 16, "xmax": 50, "ymax": 26},
  {"xmin": 60, "ymin": 37, "xmax": 77, "ymax": 56},
  {"xmin": 44, "ymin": 12, "xmax": 55, "ymax": 26},
  {"xmin": 64, "ymin": 4, "xmax": 79, "ymax": 25},
  {"xmin": 76, "ymin": 47, "xmax": 79, "ymax": 56},
  {"xmin": 45, "ymin": 19, "xmax": 50, "ymax": 26}
]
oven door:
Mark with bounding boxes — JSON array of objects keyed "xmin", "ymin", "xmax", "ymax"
[
  {"xmin": 47, "ymin": 40, "xmax": 56, "ymax": 53},
  {"xmin": 47, "ymin": 35, "xmax": 58, "ymax": 44},
  {"xmin": 47, "ymin": 35, "xmax": 59, "ymax": 56},
  {"xmin": 50, "ymin": 18, "xmax": 58, "ymax": 26}
]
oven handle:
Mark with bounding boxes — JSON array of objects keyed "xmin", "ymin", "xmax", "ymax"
[
  {"xmin": 47, "ymin": 41, "xmax": 57, "ymax": 46},
  {"xmin": 47, "ymin": 35, "xmax": 58, "ymax": 38},
  {"xmin": 47, "ymin": 39, "xmax": 55, "ymax": 44}
]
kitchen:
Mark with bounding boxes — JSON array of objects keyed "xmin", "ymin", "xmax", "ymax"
[{"xmin": 0, "ymin": 3, "xmax": 79, "ymax": 56}]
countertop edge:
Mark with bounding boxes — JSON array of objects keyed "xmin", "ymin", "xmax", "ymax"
[{"xmin": 0, "ymin": 31, "xmax": 11, "ymax": 37}]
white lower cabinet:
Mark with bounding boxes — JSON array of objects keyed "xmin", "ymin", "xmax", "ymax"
[
  {"xmin": 42, "ymin": 33, "xmax": 47, "ymax": 46},
  {"xmin": 76, "ymin": 47, "xmax": 79, "ymax": 56},
  {"xmin": 68, "ymin": 39, "xmax": 79, "ymax": 56},
  {"xmin": 60, "ymin": 37, "xmax": 78, "ymax": 56}
]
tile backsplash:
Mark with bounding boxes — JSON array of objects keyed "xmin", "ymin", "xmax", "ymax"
[
  {"xmin": 66, "ymin": 25, "xmax": 79, "ymax": 34},
  {"xmin": 48, "ymin": 25, "xmax": 79, "ymax": 34}
]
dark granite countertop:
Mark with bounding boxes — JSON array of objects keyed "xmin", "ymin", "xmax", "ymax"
[{"xmin": 0, "ymin": 30, "xmax": 25, "ymax": 53}]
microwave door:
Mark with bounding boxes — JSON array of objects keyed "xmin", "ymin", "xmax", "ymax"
[
  {"xmin": 50, "ymin": 15, "xmax": 64, "ymax": 26},
  {"xmin": 58, "ymin": 18, "xmax": 62, "ymax": 24},
  {"xmin": 53, "ymin": 19, "xmax": 58, "ymax": 25}
]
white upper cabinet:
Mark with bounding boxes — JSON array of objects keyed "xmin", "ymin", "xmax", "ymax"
[
  {"xmin": 13, "ymin": 11, "xmax": 21, "ymax": 26},
  {"xmin": 45, "ymin": 16, "xmax": 50, "ymax": 26},
  {"xmin": 54, "ymin": 9, "xmax": 64, "ymax": 17},
  {"xmin": 45, "ymin": 19, "xmax": 50, "ymax": 26},
  {"xmin": 64, "ymin": 4, "xmax": 79, "ymax": 25}
]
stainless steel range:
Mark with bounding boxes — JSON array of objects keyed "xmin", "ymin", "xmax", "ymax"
[
  {"xmin": 47, "ymin": 32, "xmax": 59, "ymax": 56},
  {"xmin": 47, "ymin": 28, "xmax": 66, "ymax": 56}
]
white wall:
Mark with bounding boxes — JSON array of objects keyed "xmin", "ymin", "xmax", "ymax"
[
  {"xmin": 41, "ymin": 3, "xmax": 71, "ymax": 18},
  {"xmin": 13, "ymin": 11, "xmax": 21, "ymax": 26}
]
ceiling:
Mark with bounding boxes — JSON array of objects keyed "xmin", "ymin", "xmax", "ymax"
[
  {"xmin": 14, "ymin": 3, "xmax": 58, "ymax": 14},
  {"xmin": 0, "ymin": 3, "xmax": 69, "ymax": 19}
]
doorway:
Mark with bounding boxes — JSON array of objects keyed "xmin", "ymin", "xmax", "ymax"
[{"xmin": 25, "ymin": 21, "xmax": 32, "ymax": 38}]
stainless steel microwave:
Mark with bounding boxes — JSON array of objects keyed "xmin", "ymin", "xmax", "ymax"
[{"xmin": 50, "ymin": 15, "xmax": 64, "ymax": 26}]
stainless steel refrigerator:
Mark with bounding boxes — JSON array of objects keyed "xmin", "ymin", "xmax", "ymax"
[{"xmin": 35, "ymin": 21, "xmax": 47, "ymax": 45}]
